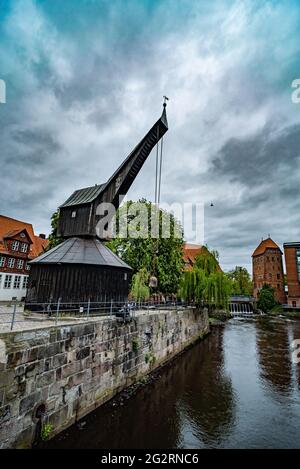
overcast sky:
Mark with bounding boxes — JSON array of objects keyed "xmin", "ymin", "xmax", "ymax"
[{"xmin": 1, "ymin": 0, "xmax": 300, "ymax": 272}]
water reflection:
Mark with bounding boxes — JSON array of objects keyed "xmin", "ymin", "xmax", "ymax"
[
  {"xmin": 44, "ymin": 319, "xmax": 300, "ymax": 449},
  {"xmin": 179, "ymin": 327, "xmax": 235, "ymax": 447},
  {"xmin": 256, "ymin": 318, "xmax": 293, "ymax": 394},
  {"xmin": 290, "ymin": 321, "xmax": 300, "ymax": 392}
]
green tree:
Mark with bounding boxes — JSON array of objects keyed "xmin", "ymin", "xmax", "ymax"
[
  {"xmin": 179, "ymin": 248, "xmax": 231, "ymax": 310},
  {"xmin": 106, "ymin": 199, "xmax": 184, "ymax": 294},
  {"xmin": 226, "ymin": 266, "xmax": 253, "ymax": 296},
  {"xmin": 257, "ymin": 284, "xmax": 277, "ymax": 313},
  {"xmin": 130, "ymin": 268, "xmax": 150, "ymax": 302},
  {"xmin": 47, "ymin": 210, "xmax": 63, "ymax": 250},
  {"xmin": 194, "ymin": 246, "xmax": 220, "ymax": 275}
]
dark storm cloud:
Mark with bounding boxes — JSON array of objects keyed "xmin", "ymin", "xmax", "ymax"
[
  {"xmin": 211, "ymin": 124, "xmax": 300, "ymax": 186},
  {"xmin": 1, "ymin": 0, "xmax": 300, "ymax": 270},
  {"xmin": 13, "ymin": 129, "xmax": 60, "ymax": 149}
]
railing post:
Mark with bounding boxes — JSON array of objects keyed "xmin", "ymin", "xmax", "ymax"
[
  {"xmin": 55, "ymin": 298, "xmax": 61, "ymax": 326},
  {"xmin": 86, "ymin": 298, "xmax": 90, "ymax": 321},
  {"xmin": 10, "ymin": 301, "xmax": 17, "ymax": 331},
  {"xmin": 110, "ymin": 299, "xmax": 113, "ymax": 320}
]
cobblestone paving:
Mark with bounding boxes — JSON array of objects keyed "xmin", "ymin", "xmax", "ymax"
[
  {"xmin": 0, "ymin": 304, "xmax": 104, "ymax": 333},
  {"xmin": 0, "ymin": 304, "xmax": 170, "ymax": 333}
]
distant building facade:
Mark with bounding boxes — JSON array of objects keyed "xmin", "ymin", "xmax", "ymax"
[
  {"xmin": 283, "ymin": 242, "xmax": 300, "ymax": 308},
  {"xmin": 0, "ymin": 215, "xmax": 48, "ymax": 301},
  {"xmin": 252, "ymin": 237, "xmax": 286, "ymax": 304},
  {"xmin": 183, "ymin": 243, "xmax": 222, "ymax": 271},
  {"xmin": 183, "ymin": 243, "xmax": 204, "ymax": 270}
]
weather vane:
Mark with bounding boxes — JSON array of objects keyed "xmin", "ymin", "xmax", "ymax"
[{"xmin": 163, "ymin": 95, "xmax": 169, "ymax": 106}]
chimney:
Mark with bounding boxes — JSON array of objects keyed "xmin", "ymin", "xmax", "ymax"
[{"xmin": 39, "ymin": 233, "xmax": 46, "ymax": 239}]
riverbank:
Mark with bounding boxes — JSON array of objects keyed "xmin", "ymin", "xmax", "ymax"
[
  {"xmin": 267, "ymin": 305, "xmax": 300, "ymax": 319},
  {"xmin": 0, "ymin": 307, "xmax": 209, "ymax": 448}
]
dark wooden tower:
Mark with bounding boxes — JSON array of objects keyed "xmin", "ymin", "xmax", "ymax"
[{"xmin": 25, "ymin": 105, "xmax": 168, "ymax": 308}]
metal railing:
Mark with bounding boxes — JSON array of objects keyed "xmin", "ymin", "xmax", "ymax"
[{"xmin": 0, "ymin": 299, "xmax": 192, "ymax": 331}]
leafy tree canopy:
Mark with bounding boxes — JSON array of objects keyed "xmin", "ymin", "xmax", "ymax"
[
  {"xmin": 130, "ymin": 268, "xmax": 150, "ymax": 302},
  {"xmin": 226, "ymin": 266, "xmax": 253, "ymax": 296},
  {"xmin": 257, "ymin": 284, "xmax": 277, "ymax": 313},
  {"xmin": 47, "ymin": 210, "xmax": 63, "ymax": 250},
  {"xmin": 194, "ymin": 246, "xmax": 220, "ymax": 275},
  {"xmin": 106, "ymin": 199, "xmax": 184, "ymax": 294},
  {"xmin": 179, "ymin": 248, "xmax": 231, "ymax": 310}
]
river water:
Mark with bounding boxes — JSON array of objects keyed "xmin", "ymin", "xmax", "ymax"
[{"xmin": 44, "ymin": 318, "xmax": 300, "ymax": 449}]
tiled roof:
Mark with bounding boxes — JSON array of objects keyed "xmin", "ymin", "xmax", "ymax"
[
  {"xmin": 0, "ymin": 215, "xmax": 48, "ymax": 258},
  {"xmin": 183, "ymin": 243, "xmax": 205, "ymax": 269},
  {"xmin": 4, "ymin": 228, "xmax": 33, "ymax": 242},
  {"xmin": 252, "ymin": 237, "xmax": 282, "ymax": 257},
  {"xmin": 183, "ymin": 243, "xmax": 222, "ymax": 272}
]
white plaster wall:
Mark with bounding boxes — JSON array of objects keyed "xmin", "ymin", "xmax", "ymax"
[{"xmin": 0, "ymin": 274, "xmax": 28, "ymax": 302}]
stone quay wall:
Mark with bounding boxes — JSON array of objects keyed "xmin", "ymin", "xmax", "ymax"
[{"xmin": 0, "ymin": 308, "xmax": 209, "ymax": 448}]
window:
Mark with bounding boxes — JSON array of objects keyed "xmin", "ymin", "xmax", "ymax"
[
  {"xmin": 7, "ymin": 258, "xmax": 15, "ymax": 268},
  {"xmin": 22, "ymin": 276, "xmax": 29, "ymax": 289},
  {"xmin": 11, "ymin": 241, "xmax": 19, "ymax": 251},
  {"xmin": 4, "ymin": 275, "xmax": 12, "ymax": 289},
  {"xmin": 292, "ymin": 301, "xmax": 297, "ymax": 308},
  {"xmin": 0, "ymin": 274, "xmax": 2, "ymax": 288},
  {"xmin": 277, "ymin": 273, "xmax": 280, "ymax": 279},
  {"xmin": 13, "ymin": 275, "xmax": 21, "ymax": 289},
  {"xmin": 21, "ymin": 243, "xmax": 28, "ymax": 253},
  {"xmin": 16, "ymin": 259, "xmax": 24, "ymax": 270},
  {"xmin": 25, "ymin": 262, "xmax": 31, "ymax": 271},
  {"xmin": 0, "ymin": 256, "xmax": 5, "ymax": 267},
  {"xmin": 71, "ymin": 211, "xmax": 77, "ymax": 218}
]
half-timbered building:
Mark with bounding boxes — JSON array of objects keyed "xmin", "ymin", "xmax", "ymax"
[{"xmin": 0, "ymin": 215, "xmax": 48, "ymax": 301}]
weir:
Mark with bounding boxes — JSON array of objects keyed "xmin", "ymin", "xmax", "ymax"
[{"xmin": 228, "ymin": 296, "xmax": 255, "ymax": 316}]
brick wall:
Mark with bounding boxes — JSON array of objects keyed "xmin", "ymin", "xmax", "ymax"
[
  {"xmin": 252, "ymin": 248, "xmax": 286, "ymax": 304},
  {"xmin": 284, "ymin": 245, "xmax": 300, "ymax": 307}
]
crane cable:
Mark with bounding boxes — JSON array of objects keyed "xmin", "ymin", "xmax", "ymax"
[
  {"xmin": 154, "ymin": 126, "xmax": 159, "ymax": 205},
  {"xmin": 150, "ymin": 125, "xmax": 165, "ymax": 289},
  {"xmin": 154, "ymin": 132, "xmax": 164, "ymax": 206},
  {"xmin": 157, "ymin": 135, "xmax": 164, "ymax": 206}
]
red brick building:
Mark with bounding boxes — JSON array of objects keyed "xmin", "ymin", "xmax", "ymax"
[
  {"xmin": 183, "ymin": 243, "xmax": 222, "ymax": 271},
  {"xmin": 283, "ymin": 242, "xmax": 300, "ymax": 308},
  {"xmin": 183, "ymin": 243, "xmax": 205, "ymax": 270},
  {"xmin": 252, "ymin": 237, "xmax": 286, "ymax": 304},
  {"xmin": 0, "ymin": 215, "xmax": 48, "ymax": 301}
]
